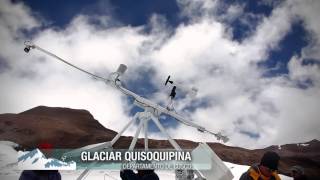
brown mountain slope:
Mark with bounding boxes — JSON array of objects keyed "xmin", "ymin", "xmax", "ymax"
[
  {"xmin": 0, "ymin": 106, "xmax": 319, "ymax": 179},
  {"xmin": 0, "ymin": 106, "xmax": 117, "ymax": 148}
]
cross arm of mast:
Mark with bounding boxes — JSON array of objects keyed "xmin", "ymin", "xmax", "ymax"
[
  {"xmin": 161, "ymin": 108, "xmax": 229, "ymax": 142},
  {"xmin": 25, "ymin": 41, "xmax": 111, "ymax": 83}
]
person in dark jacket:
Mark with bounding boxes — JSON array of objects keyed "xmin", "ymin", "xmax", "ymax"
[
  {"xmin": 240, "ymin": 151, "xmax": 281, "ymax": 180},
  {"xmin": 19, "ymin": 170, "xmax": 61, "ymax": 180},
  {"xmin": 120, "ymin": 169, "xmax": 159, "ymax": 180},
  {"xmin": 290, "ymin": 165, "xmax": 308, "ymax": 180}
]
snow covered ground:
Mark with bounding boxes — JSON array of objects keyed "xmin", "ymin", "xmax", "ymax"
[{"xmin": 0, "ymin": 141, "xmax": 292, "ymax": 180}]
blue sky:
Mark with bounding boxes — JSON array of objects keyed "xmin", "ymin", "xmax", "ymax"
[
  {"xmin": 22, "ymin": 0, "xmax": 180, "ymax": 27},
  {"xmin": 26, "ymin": 0, "xmax": 308, "ymax": 130},
  {"xmin": 1, "ymin": 0, "xmax": 320, "ymax": 148},
  {"xmin": 22, "ymin": 0, "xmax": 309, "ymax": 76}
]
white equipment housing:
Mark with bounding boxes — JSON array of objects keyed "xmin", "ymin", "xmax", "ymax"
[{"xmin": 192, "ymin": 143, "xmax": 234, "ymax": 180}]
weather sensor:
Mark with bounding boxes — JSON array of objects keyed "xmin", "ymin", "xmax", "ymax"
[{"xmin": 24, "ymin": 41, "xmax": 230, "ymax": 180}]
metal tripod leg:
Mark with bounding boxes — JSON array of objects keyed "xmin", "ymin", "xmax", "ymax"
[
  {"xmin": 150, "ymin": 116, "xmax": 181, "ymax": 150},
  {"xmin": 144, "ymin": 119, "xmax": 148, "ymax": 150},
  {"xmin": 76, "ymin": 163, "xmax": 95, "ymax": 180},
  {"xmin": 111, "ymin": 113, "xmax": 139, "ymax": 146},
  {"xmin": 76, "ymin": 113, "xmax": 139, "ymax": 180},
  {"xmin": 151, "ymin": 116, "xmax": 205, "ymax": 180},
  {"xmin": 129, "ymin": 118, "xmax": 144, "ymax": 150}
]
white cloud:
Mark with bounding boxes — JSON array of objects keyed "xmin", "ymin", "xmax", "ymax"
[
  {"xmin": 0, "ymin": 0, "xmax": 319, "ymax": 149},
  {"xmin": 289, "ymin": 0, "xmax": 320, "ymax": 60},
  {"xmin": 0, "ymin": 0, "xmax": 39, "ymax": 32},
  {"xmin": 0, "ymin": 2, "xmax": 146, "ymax": 134},
  {"xmin": 147, "ymin": 0, "xmax": 320, "ymax": 148}
]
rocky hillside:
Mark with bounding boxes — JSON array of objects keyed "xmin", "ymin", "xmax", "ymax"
[{"xmin": 0, "ymin": 106, "xmax": 319, "ymax": 179}]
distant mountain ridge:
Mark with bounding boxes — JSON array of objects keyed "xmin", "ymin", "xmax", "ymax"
[{"xmin": 0, "ymin": 106, "xmax": 319, "ymax": 179}]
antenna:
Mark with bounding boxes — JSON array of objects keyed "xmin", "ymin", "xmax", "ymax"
[{"xmin": 24, "ymin": 41, "xmax": 229, "ymax": 180}]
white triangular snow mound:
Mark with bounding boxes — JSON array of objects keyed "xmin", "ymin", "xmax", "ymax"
[{"xmin": 0, "ymin": 141, "xmax": 19, "ymax": 168}]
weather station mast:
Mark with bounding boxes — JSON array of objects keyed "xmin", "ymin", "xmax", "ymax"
[{"xmin": 24, "ymin": 41, "xmax": 232, "ymax": 180}]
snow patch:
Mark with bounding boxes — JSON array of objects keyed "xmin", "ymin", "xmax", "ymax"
[
  {"xmin": 0, "ymin": 141, "xmax": 19, "ymax": 168},
  {"xmin": 299, "ymin": 143, "xmax": 309, "ymax": 147},
  {"xmin": 0, "ymin": 141, "xmax": 19, "ymax": 148}
]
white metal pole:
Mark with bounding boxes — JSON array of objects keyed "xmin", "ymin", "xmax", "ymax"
[
  {"xmin": 129, "ymin": 118, "xmax": 144, "ymax": 150},
  {"xmin": 76, "ymin": 162, "xmax": 97, "ymax": 180},
  {"xmin": 111, "ymin": 113, "xmax": 139, "ymax": 146},
  {"xmin": 77, "ymin": 168, "xmax": 90, "ymax": 180},
  {"xmin": 144, "ymin": 119, "xmax": 148, "ymax": 150},
  {"xmin": 151, "ymin": 116, "xmax": 181, "ymax": 150},
  {"xmin": 76, "ymin": 113, "xmax": 139, "ymax": 180}
]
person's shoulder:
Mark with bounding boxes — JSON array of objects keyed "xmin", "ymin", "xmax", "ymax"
[
  {"xmin": 120, "ymin": 169, "xmax": 137, "ymax": 178},
  {"xmin": 48, "ymin": 170, "xmax": 61, "ymax": 180},
  {"xmin": 19, "ymin": 170, "xmax": 37, "ymax": 180},
  {"xmin": 143, "ymin": 172, "xmax": 159, "ymax": 180},
  {"xmin": 240, "ymin": 171, "xmax": 253, "ymax": 180}
]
